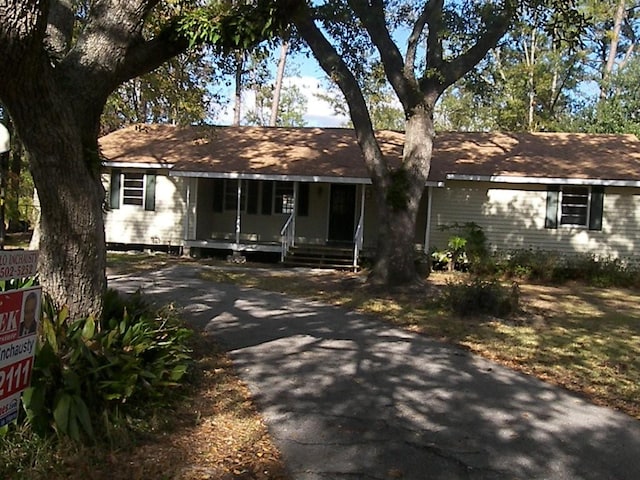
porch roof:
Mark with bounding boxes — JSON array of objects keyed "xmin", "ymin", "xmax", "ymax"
[{"xmin": 99, "ymin": 124, "xmax": 640, "ymax": 185}]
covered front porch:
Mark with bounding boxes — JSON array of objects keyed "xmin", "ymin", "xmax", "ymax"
[
  {"xmin": 173, "ymin": 172, "xmax": 436, "ymax": 268},
  {"xmin": 176, "ymin": 173, "xmax": 373, "ymax": 267}
]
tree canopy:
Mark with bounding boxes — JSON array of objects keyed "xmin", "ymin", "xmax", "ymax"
[
  {"xmin": 0, "ymin": 0, "xmax": 293, "ymax": 317},
  {"xmin": 285, "ymin": 0, "xmax": 585, "ymax": 285}
]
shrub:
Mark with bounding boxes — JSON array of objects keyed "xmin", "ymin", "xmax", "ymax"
[
  {"xmin": 432, "ymin": 222, "xmax": 489, "ymax": 272},
  {"xmin": 21, "ymin": 290, "xmax": 193, "ymax": 442},
  {"xmin": 442, "ymin": 279, "xmax": 520, "ymax": 317},
  {"xmin": 495, "ymin": 249, "xmax": 639, "ymax": 288},
  {"xmin": 495, "ymin": 249, "xmax": 560, "ymax": 282}
]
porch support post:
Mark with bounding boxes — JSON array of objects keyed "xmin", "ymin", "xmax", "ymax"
[
  {"xmin": 293, "ymin": 181, "xmax": 298, "ymax": 246},
  {"xmin": 424, "ymin": 186, "xmax": 433, "ymax": 254},
  {"xmin": 184, "ymin": 178, "xmax": 191, "ymax": 240},
  {"xmin": 353, "ymin": 184, "xmax": 366, "ymax": 269},
  {"xmin": 359, "ymin": 184, "xmax": 366, "ymax": 226},
  {"xmin": 235, "ymin": 179, "xmax": 242, "ymax": 248}
]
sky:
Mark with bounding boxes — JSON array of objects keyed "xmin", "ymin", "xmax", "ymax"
[{"xmin": 216, "ymin": 51, "xmax": 350, "ymax": 128}]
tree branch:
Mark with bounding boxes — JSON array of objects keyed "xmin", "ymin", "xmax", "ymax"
[
  {"xmin": 347, "ymin": 0, "xmax": 418, "ymax": 112},
  {"xmin": 405, "ymin": 2, "xmax": 431, "ymax": 78},
  {"xmin": 424, "ymin": 3, "xmax": 515, "ymax": 94},
  {"xmin": 45, "ymin": 0, "xmax": 75, "ymax": 61},
  {"xmin": 292, "ymin": 0, "xmax": 389, "ymax": 183},
  {"xmin": 115, "ymin": 25, "xmax": 190, "ymax": 84},
  {"xmin": 425, "ymin": 0, "xmax": 444, "ymax": 75}
]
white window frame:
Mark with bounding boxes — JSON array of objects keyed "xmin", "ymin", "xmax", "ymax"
[
  {"xmin": 559, "ymin": 186, "xmax": 591, "ymax": 228},
  {"xmin": 121, "ymin": 172, "xmax": 146, "ymax": 207},
  {"xmin": 274, "ymin": 181, "xmax": 294, "ymax": 214}
]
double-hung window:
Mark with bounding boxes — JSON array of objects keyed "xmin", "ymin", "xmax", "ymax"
[
  {"xmin": 274, "ymin": 182, "xmax": 294, "ymax": 214},
  {"xmin": 109, "ymin": 169, "xmax": 156, "ymax": 211},
  {"xmin": 545, "ymin": 185, "xmax": 604, "ymax": 230},
  {"xmin": 122, "ymin": 173, "xmax": 145, "ymax": 206}
]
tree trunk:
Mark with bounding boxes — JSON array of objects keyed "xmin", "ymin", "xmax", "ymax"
[
  {"xmin": 21, "ymin": 131, "xmax": 105, "ymax": 318},
  {"xmin": 8, "ymin": 138, "xmax": 24, "ymax": 232},
  {"xmin": 233, "ymin": 51, "xmax": 244, "ymax": 126},
  {"xmin": 270, "ymin": 40, "xmax": 289, "ymax": 126},
  {"xmin": 369, "ymin": 187, "xmax": 423, "ymax": 285},
  {"xmin": 368, "ymin": 107, "xmax": 433, "ymax": 285},
  {"xmin": 4, "ymin": 68, "xmax": 107, "ymax": 318},
  {"xmin": 601, "ymin": 0, "xmax": 626, "ymax": 98}
]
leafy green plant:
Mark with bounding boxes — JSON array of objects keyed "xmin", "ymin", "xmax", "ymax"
[
  {"xmin": 442, "ymin": 279, "xmax": 520, "ymax": 317},
  {"xmin": 22, "ymin": 290, "xmax": 193, "ymax": 442},
  {"xmin": 433, "ymin": 223, "xmax": 489, "ymax": 272}
]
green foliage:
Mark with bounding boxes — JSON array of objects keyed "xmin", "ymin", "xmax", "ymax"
[
  {"xmin": 577, "ymin": 57, "xmax": 640, "ymax": 136},
  {"xmin": 432, "ymin": 223, "xmax": 488, "ymax": 272},
  {"xmin": 21, "ymin": 290, "xmax": 193, "ymax": 443},
  {"xmin": 494, "ymin": 250, "xmax": 640, "ymax": 288},
  {"xmin": 103, "ymin": 51, "xmax": 218, "ymax": 132},
  {"xmin": 0, "ymin": 276, "xmax": 37, "ymax": 291},
  {"xmin": 0, "ymin": 422, "xmax": 62, "ymax": 478},
  {"xmin": 443, "ymin": 279, "xmax": 520, "ymax": 317},
  {"xmin": 176, "ymin": 1, "xmax": 289, "ymax": 52},
  {"xmin": 245, "ymin": 83, "xmax": 308, "ymax": 127}
]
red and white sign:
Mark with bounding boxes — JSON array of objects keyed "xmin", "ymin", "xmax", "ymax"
[{"xmin": 0, "ymin": 284, "xmax": 41, "ymax": 426}]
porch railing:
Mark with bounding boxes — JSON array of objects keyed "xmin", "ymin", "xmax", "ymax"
[
  {"xmin": 280, "ymin": 211, "xmax": 295, "ymax": 262},
  {"xmin": 353, "ymin": 212, "xmax": 364, "ymax": 269}
]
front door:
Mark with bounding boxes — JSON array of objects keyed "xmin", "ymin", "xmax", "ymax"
[{"xmin": 328, "ymin": 184, "xmax": 356, "ymax": 244}]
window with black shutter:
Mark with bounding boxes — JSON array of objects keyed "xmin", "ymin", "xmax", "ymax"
[{"xmin": 545, "ymin": 185, "xmax": 604, "ymax": 230}]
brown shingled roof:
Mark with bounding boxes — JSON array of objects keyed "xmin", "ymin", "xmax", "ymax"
[{"xmin": 98, "ymin": 124, "xmax": 640, "ymax": 183}]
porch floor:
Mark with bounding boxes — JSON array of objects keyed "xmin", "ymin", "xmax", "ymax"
[{"xmin": 184, "ymin": 239, "xmax": 282, "ymax": 253}]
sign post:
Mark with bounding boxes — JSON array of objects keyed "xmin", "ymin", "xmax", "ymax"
[{"xmin": 0, "ymin": 250, "xmax": 40, "ymax": 427}]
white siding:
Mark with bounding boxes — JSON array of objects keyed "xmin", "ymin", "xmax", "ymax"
[
  {"xmin": 430, "ymin": 181, "xmax": 640, "ymax": 260},
  {"xmin": 103, "ymin": 170, "xmax": 186, "ymax": 247}
]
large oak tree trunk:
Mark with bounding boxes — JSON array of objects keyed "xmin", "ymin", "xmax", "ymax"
[
  {"xmin": 7, "ymin": 73, "xmax": 107, "ymax": 318},
  {"xmin": 0, "ymin": 0, "xmax": 188, "ymax": 318},
  {"xmin": 29, "ymin": 143, "xmax": 106, "ymax": 318},
  {"xmin": 368, "ymin": 106, "xmax": 433, "ymax": 285},
  {"xmin": 369, "ymin": 188, "xmax": 422, "ymax": 284}
]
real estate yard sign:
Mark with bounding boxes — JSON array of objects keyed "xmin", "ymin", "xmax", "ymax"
[{"xmin": 0, "ymin": 250, "xmax": 40, "ymax": 427}]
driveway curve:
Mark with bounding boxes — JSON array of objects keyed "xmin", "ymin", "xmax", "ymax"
[{"xmin": 109, "ymin": 264, "xmax": 640, "ymax": 480}]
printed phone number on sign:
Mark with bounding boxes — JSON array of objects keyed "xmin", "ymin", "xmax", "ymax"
[
  {"xmin": 0, "ymin": 357, "xmax": 33, "ymax": 399},
  {"xmin": 0, "ymin": 264, "xmax": 36, "ymax": 279}
]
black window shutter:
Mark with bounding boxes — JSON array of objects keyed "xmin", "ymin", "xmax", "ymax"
[
  {"xmin": 144, "ymin": 172, "xmax": 156, "ymax": 211},
  {"xmin": 109, "ymin": 169, "xmax": 121, "ymax": 209},
  {"xmin": 212, "ymin": 178, "xmax": 224, "ymax": 212},
  {"xmin": 261, "ymin": 181, "xmax": 273, "ymax": 215},
  {"xmin": 545, "ymin": 186, "xmax": 559, "ymax": 229},
  {"xmin": 589, "ymin": 186, "xmax": 604, "ymax": 231},
  {"xmin": 297, "ymin": 183, "xmax": 309, "ymax": 216}
]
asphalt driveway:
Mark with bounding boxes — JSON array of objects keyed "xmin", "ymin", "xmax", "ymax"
[{"xmin": 109, "ymin": 264, "xmax": 640, "ymax": 480}]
